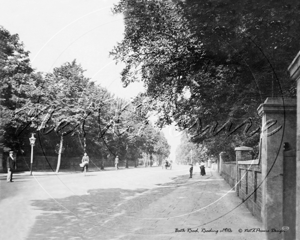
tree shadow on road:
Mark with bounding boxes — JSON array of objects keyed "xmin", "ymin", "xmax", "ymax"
[{"xmin": 28, "ymin": 182, "xmax": 178, "ymax": 239}]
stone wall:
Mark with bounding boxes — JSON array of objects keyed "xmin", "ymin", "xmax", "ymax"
[
  {"xmin": 219, "ymin": 97, "xmax": 297, "ymax": 239},
  {"xmin": 220, "ymin": 153, "xmax": 262, "ymax": 221},
  {"xmin": 220, "ymin": 161, "xmax": 236, "ymax": 188},
  {"xmin": 258, "ymin": 98, "xmax": 296, "ymax": 239},
  {"xmin": 237, "ymin": 164, "xmax": 262, "ymax": 221}
]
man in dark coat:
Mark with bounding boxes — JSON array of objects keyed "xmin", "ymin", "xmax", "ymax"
[
  {"xmin": 189, "ymin": 164, "xmax": 193, "ymax": 178},
  {"xmin": 7, "ymin": 151, "xmax": 15, "ymax": 182}
]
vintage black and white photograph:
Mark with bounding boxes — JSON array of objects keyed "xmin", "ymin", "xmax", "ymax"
[{"xmin": 0, "ymin": 0, "xmax": 300, "ymax": 239}]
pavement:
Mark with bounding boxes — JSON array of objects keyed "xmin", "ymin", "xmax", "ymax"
[{"xmin": 0, "ymin": 164, "xmax": 268, "ymax": 240}]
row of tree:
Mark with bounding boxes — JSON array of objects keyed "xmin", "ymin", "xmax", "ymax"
[
  {"xmin": 0, "ymin": 25, "xmax": 170, "ymax": 172},
  {"xmin": 175, "ymin": 131, "xmax": 208, "ymax": 165},
  {"xmin": 111, "ymin": 0, "xmax": 300, "ymax": 159}
]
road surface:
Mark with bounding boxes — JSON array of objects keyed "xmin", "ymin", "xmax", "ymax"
[{"xmin": 0, "ymin": 164, "xmax": 267, "ymax": 239}]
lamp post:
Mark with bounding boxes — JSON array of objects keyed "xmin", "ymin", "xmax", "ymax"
[{"xmin": 29, "ymin": 133, "xmax": 36, "ymax": 175}]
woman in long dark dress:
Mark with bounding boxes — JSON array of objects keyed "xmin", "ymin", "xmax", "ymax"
[{"xmin": 200, "ymin": 161, "xmax": 206, "ymax": 176}]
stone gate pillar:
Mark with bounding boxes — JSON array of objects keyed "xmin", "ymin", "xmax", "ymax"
[
  {"xmin": 258, "ymin": 98, "xmax": 296, "ymax": 239},
  {"xmin": 235, "ymin": 146, "xmax": 253, "ymax": 162},
  {"xmin": 288, "ymin": 51, "xmax": 300, "ymax": 240},
  {"xmin": 219, "ymin": 152, "xmax": 226, "ymax": 174}
]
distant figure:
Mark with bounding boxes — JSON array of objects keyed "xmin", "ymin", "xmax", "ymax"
[
  {"xmin": 115, "ymin": 155, "xmax": 119, "ymax": 170},
  {"xmin": 165, "ymin": 160, "xmax": 169, "ymax": 169},
  {"xmin": 81, "ymin": 153, "xmax": 89, "ymax": 174},
  {"xmin": 189, "ymin": 164, "xmax": 193, "ymax": 178},
  {"xmin": 7, "ymin": 151, "xmax": 15, "ymax": 182},
  {"xmin": 200, "ymin": 160, "xmax": 206, "ymax": 176}
]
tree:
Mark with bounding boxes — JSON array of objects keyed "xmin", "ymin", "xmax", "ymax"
[
  {"xmin": 176, "ymin": 132, "xmax": 207, "ymax": 165},
  {"xmin": 43, "ymin": 61, "xmax": 92, "ymax": 172},
  {"xmin": 80, "ymin": 84, "xmax": 115, "ymax": 169},
  {"xmin": 1, "ymin": 25, "xmax": 169, "ymax": 172},
  {"xmin": 105, "ymin": 97, "xmax": 170, "ymax": 168},
  {"xmin": 111, "ymin": 0, "xmax": 300, "ymax": 157},
  {"xmin": 0, "ymin": 25, "xmax": 34, "ymax": 156},
  {"xmin": 153, "ymin": 131, "xmax": 170, "ymax": 165},
  {"xmin": 16, "ymin": 60, "xmax": 92, "ymax": 172}
]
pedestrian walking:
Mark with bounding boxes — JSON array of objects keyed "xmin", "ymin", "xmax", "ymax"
[
  {"xmin": 189, "ymin": 164, "xmax": 193, "ymax": 178},
  {"xmin": 7, "ymin": 151, "xmax": 15, "ymax": 182},
  {"xmin": 200, "ymin": 160, "xmax": 206, "ymax": 176},
  {"xmin": 115, "ymin": 155, "xmax": 119, "ymax": 170},
  {"xmin": 80, "ymin": 153, "xmax": 89, "ymax": 174},
  {"xmin": 165, "ymin": 160, "xmax": 169, "ymax": 169}
]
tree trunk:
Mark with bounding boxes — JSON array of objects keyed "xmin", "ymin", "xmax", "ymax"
[
  {"xmin": 100, "ymin": 155, "xmax": 105, "ymax": 170},
  {"xmin": 0, "ymin": 135, "xmax": 7, "ymax": 173},
  {"xmin": 0, "ymin": 144, "xmax": 3, "ymax": 173},
  {"xmin": 125, "ymin": 144, "xmax": 128, "ymax": 168},
  {"xmin": 56, "ymin": 135, "xmax": 63, "ymax": 173},
  {"xmin": 100, "ymin": 159, "xmax": 104, "ymax": 170},
  {"xmin": 83, "ymin": 136, "xmax": 86, "ymax": 153}
]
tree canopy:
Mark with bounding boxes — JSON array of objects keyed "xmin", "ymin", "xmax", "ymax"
[
  {"xmin": 175, "ymin": 131, "xmax": 208, "ymax": 165},
  {"xmin": 111, "ymin": 0, "xmax": 300, "ymax": 158},
  {"xmin": 0, "ymin": 26, "xmax": 34, "ymax": 151},
  {"xmin": 1, "ymin": 25, "xmax": 170, "ymax": 172}
]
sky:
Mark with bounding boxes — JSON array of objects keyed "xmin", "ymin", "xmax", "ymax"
[{"xmin": 0, "ymin": 0, "xmax": 181, "ymax": 160}]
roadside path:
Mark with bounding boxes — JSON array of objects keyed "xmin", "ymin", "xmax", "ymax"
[{"xmin": 0, "ymin": 165, "xmax": 266, "ymax": 239}]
